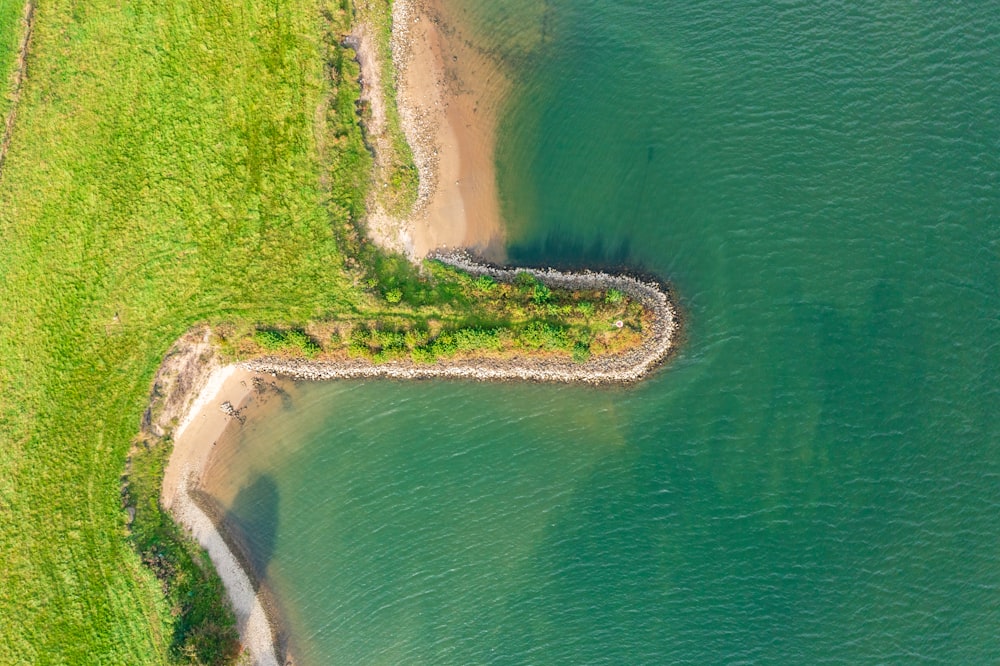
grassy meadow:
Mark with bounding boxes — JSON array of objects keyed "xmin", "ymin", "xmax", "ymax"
[
  {"xmin": 0, "ymin": 0, "xmax": 647, "ymax": 662},
  {"xmin": 230, "ymin": 262, "xmax": 645, "ymax": 365},
  {"xmin": 0, "ymin": 0, "xmax": 363, "ymax": 661},
  {"xmin": 0, "ymin": 0, "xmax": 26, "ymax": 123}
]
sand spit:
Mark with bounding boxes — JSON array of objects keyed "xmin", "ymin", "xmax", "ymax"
[
  {"xmin": 354, "ymin": 0, "xmax": 507, "ymax": 259},
  {"xmin": 244, "ymin": 252, "xmax": 678, "ymax": 385},
  {"xmin": 0, "ymin": 0, "xmax": 36, "ymax": 179}
]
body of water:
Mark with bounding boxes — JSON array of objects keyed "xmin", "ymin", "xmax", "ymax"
[{"xmin": 210, "ymin": 1, "xmax": 999, "ymax": 662}]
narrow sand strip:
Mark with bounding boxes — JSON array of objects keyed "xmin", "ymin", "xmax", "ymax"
[
  {"xmin": 161, "ymin": 364, "xmax": 281, "ymax": 666},
  {"xmin": 173, "ymin": 478, "xmax": 279, "ymax": 666}
]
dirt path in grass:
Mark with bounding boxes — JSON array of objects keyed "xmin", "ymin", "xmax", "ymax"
[{"xmin": 0, "ymin": 1, "xmax": 35, "ymax": 180}]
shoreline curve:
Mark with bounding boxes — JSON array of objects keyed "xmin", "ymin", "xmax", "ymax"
[{"xmin": 157, "ymin": 255, "xmax": 678, "ymax": 664}]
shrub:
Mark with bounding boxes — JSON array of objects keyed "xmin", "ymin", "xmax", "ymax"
[
  {"xmin": 253, "ymin": 328, "xmax": 321, "ymax": 357},
  {"xmin": 284, "ymin": 330, "xmax": 322, "ymax": 357},
  {"xmin": 532, "ymin": 283, "xmax": 552, "ymax": 305},
  {"xmin": 519, "ymin": 321, "xmax": 570, "ymax": 351},
  {"xmin": 430, "ymin": 332, "xmax": 458, "ymax": 357},
  {"xmin": 384, "ymin": 288, "xmax": 402, "ymax": 304},
  {"xmin": 515, "ymin": 271, "xmax": 537, "ymax": 295},
  {"xmin": 576, "ymin": 301, "xmax": 595, "ymax": 317},
  {"xmin": 546, "ymin": 303, "xmax": 572, "ymax": 317},
  {"xmin": 348, "ymin": 327, "xmax": 372, "ymax": 357},
  {"xmin": 605, "ymin": 289, "xmax": 624, "ymax": 304},
  {"xmin": 404, "ymin": 328, "xmax": 430, "ymax": 350},
  {"xmin": 454, "ymin": 327, "xmax": 503, "ymax": 352},
  {"xmin": 253, "ymin": 329, "xmax": 286, "ymax": 350},
  {"xmin": 572, "ymin": 342, "xmax": 592, "ymax": 364},
  {"xmin": 473, "ymin": 275, "xmax": 497, "ymax": 292},
  {"xmin": 371, "ymin": 329, "xmax": 406, "ymax": 352},
  {"xmin": 410, "ymin": 346, "xmax": 437, "ymax": 364}
]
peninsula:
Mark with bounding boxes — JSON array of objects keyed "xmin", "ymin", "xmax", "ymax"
[
  {"xmin": 0, "ymin": 0, "xmax": 676, "ymax": 664},
  {"xmin": 141, "ymin": 0, "xmax": 679, "ymax": 659}
]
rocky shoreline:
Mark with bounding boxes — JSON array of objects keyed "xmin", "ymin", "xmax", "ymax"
[{"xmin": 243, "ymin": 252, "xmax": 679, "ymax": 385}]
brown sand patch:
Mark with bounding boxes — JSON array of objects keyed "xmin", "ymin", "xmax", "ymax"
[{"xmin": 359, "ymin": 0, "xmax": 509, "ymax": 261}]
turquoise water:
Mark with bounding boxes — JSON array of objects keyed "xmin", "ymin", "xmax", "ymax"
[{"xmin": 215, "ymin": 1, "xmax": 1000, "ymax": 662}]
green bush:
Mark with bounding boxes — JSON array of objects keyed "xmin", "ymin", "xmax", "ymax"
[
  {"xmin": 285, "ymin": 330, "xmax": 322, "ymax": 357},
  {"xmin": 576, "ymin": 301, "xmax": 595, "ymax": 317},
  {"xmin": 384, "ymin": 288, "xmax": 403, "ymax": 304},
  {"xmin": 371, "ymin": 329, "xmax": 406, "ymax": 353},
  {"xmin": 605, "ymin": 289, "xmax": 624, "ymax": 304},
  {"xmin": 546, "ymin": 303, "xmax": 572, "ymax": 317},
  {"xmin": 572, "ymin": 342, "xmax": 592, "ymax": 364},
  {"xmin": 430, "ymin": 332, "xmax": 458, "ymax": 357},
  {"xmin": 404, "ymin": 328, "xmax": 430, "ymax": 349},
  {"xmin": 514, "ymin": 271, "xmax": 538, "ymax": 295},
  {"xmin": 410, "ymin": 346, "xmax": 437, "ymax": 364},
  {"xmin": 253, "ymin": 328, "xmax": 321, "ymax": 357},
  {"xmin": 473, "ymin": 275, "xmax": 497, "ymax": 292},
  {"xmin": 454, "ymin": 327, "xmax": 504, "ymax": 352},
  {"xmin": 532, "ymin": 283, "xmax": 552, "ymax": 305},
  {"xmin": 348, "ymin": 327, "xmax": 372, "ymax": 357},
  {"xmin": 519, "ymin": 321, "xmax": 570, "ymax": 351}
]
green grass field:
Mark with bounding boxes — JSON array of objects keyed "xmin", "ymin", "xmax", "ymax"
[
  {"xmin": 0, "ymin": 1, "xmax": 646, "ymax": 662},
  {"xmin": 0, "ymin": 0, "xmax": 26, "ymax": 123},
  {"xmin": 0, "ymin": 0, "xmax": 365, "ymax": 661}
]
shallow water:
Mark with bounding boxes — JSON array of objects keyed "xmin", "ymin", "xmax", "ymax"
[{"xmin": 212, "ymin": 1, "xmax": 1000, "ymax": 662}]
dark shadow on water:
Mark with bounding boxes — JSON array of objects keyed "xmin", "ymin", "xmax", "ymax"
[
  {"xmin": 183, "ymin": 474, "xmax": 286, "ymax": 659},
  {"xmin": 225, "ymin": 473, "xmax": 280, "ymax": 581},
  {"xmin": 507, "ymin": 230, "xmax": 637, "ymax": 274}
]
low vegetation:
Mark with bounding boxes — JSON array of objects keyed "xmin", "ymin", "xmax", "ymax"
[
  {"xmin": 0, "ymin": 0, "xmax": 651, "ymax": 664},
  {"xmin": 350, "ymin": 0, "xmax": 419, "ymax": 215},
  {"xmin": 224, "ymin": 261, "xmax": 646, "ymax": 365},
  {"xmin": 125, "ymin": 437, "xmax": 240, "ymax": 663}
]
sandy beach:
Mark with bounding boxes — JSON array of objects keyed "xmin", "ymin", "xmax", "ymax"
[
  {"xmin": 359, "ymin": 0, "xmax": 508, "ymax": 260},
  {"xmin": 152, "ymin": 335, "xmax": 282, "ymax": 666}
]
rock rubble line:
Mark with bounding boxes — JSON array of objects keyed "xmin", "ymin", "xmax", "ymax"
[{"xmin": 243, "ymin": 253, "xmax": 678, "ymax": 385}]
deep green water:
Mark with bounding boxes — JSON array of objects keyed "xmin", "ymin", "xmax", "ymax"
[{"xmin": 214, "ymin": 1, "xmax": 999, "ymax": 662}]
